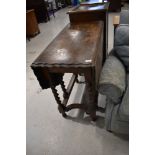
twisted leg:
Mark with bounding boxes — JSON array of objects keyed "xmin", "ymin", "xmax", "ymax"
[
  {"xmin": 50, "ymin": 83, "xmax": 67, "ymax": 117},
  {"xmin": 60, "ymin": 80, "xmax": 68, "ymax": 99}
]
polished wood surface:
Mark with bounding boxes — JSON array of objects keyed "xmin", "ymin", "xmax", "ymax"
[
  {"xmin": 26, "ymin": 9, "xmax": 40, "ymax": 37},
  {"xmin": 67, "ymin": 2, "xmax": 109, "ymax": 63},
  {"xmin": 33, "ymin": 21, "xmax": 103, "ymax": 67},
  {"xmin": 31, "ymin": 21, "xmax": 104, "ymax": 120},
  {"xmin": 67, "ymin": 5, "xmax": 107, "ymax": 23}
]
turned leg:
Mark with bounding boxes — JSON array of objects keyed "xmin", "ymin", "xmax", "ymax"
[
  {"xmin": 50, "ymin": 82, "xmax": 67, "ymax": 117},
  {"xmin": 60, "ymin": 79, "xmax": 68, "ymax": 99}
]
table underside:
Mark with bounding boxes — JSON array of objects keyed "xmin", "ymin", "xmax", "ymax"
[{"xmin": 47, "ymin": 72, "xmax": 105, "ymax": 120}]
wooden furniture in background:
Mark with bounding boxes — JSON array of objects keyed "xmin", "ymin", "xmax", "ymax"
[
  {"xmin": 108, "ymin": 0, "xmax": 121, "ymax": 12},
  {"xmin": 67, "ymin": 2, "xmax": 109, "ymax": 64},
  {"xmin": 26, "ymin": 0, "xmax": 50, "ymax": 23},
  {"xmin": 26, "ymin": 9, "xmax": 40, "ymax": 38},
  {"xmin": 31, "ymin": 21, "xmax": 105, "ymax": 121},
  {"xmin": 45, "ymin": 0, "xmax": 55, "ymax": 18}
]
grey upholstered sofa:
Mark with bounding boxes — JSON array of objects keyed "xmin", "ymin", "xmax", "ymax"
[{"xmin": 98, "ymin": 10, "xmax": 129, "ymax": 134}]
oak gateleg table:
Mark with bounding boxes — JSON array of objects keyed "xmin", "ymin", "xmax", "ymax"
[{"xmin": 31, "ymin": 21, "xmax": 105, "ymax": 121}]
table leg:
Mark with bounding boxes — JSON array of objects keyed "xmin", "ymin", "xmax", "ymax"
[
  {"xmin": 87, "ymin": 84, "xmax": 98, "ymax": 121},
  {"xmin": 84, "ymin": 71, "xmax": 98, "ymax": 121},
  {"xmin": 50, "ymin": 80, "xmax": 67, "ymax": 117},
  {"xmin": 47, "ymin": 71, "xmax": 98, "ymax": 120},
  {"xmin": 60, "ymin": 79, "xmax": 68, "ymax": 99}
]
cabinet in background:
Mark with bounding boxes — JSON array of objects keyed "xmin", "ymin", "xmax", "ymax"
[{"xmin": 26, "ymin": 9, "xmax": 40, "ymax": 38}]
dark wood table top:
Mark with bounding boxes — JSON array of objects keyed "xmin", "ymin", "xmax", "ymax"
[{"xmin": 32, "ymin": 21, "xmax": 103, "ymax": 68}]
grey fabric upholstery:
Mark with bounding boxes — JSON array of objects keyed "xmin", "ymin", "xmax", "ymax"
[
  {"xmin": 114, "ymin": 25, "xmax": 129, "ymax": 46},
  {"xmin": 105, "ymin": 100, "xmax": 129, "ymax": 134},
  {"xmin": 120, "ymin": 10, "xmax": 129, "ymax": 25},
  {"xmin": 114, "ymin": 45, "xmax": 129, "ymax": 72},
  {"xmin": 119, "ymin": 84, "xmax": 129, "ymax": 121},
  {"xmin": 99, "ymin": 56, "xmax": 126, "ymax": 103},
  {"xmin": 108, "ymin": 75, "xmax": 129, "ymax": 134},
  {"xmin": 99, "ymin": 57, "xmax": 129, "ymax": 134},
  {"xmin": 110, "ymin": 102, "xmax": 129, "ymax": 134},
  {"xmin": 98, "ymin": 10, "xmax": 129, "ymax": 134},
  {"xmin": 103, "ymin": 77, "xmax": 129, "ymax": 134},
  {"xmin": 114, "ymin": 24, "xmax": 129, "ymax": 72}
]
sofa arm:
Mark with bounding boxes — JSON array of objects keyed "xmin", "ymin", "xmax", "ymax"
[{"xmin": 98, "ymin": 56, "xmax": 126, "ymax": 103}]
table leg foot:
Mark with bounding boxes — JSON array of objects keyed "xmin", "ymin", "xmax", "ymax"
[
  {"xmin": 91, "ymin": 114, "xmax": 98, "ymax": 121},
  {"xmin": 50, "ymin": 81, "xmax": 67, "ymax": 116},
  {"xmin": 62, "ymin": 113, "xmax": 67, "ymax": 118}
]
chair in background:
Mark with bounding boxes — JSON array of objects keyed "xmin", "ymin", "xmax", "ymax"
[
  {"xmin": 45, "ymin": 0, "xmax": 55, "ymax": 18},
  {"xmin": 55, "ymin": 0, "xmax": 66, "ymax": 9},
  {"xmin": 98, "ymin": 10, "xmax": 129, "ymax": 134}
]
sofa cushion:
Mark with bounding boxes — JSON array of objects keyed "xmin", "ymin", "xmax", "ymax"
[
  {"xmin": 120, "ymin": 10, "xmax": 129, "ymax": 25},
  {"xmin": 98, "ymin": 56, "xmax": 126, "ymax": 103},
  {"xmin": 114, "ymin": 25, "xmax": 129, "ymax": 46},
  {"xmin": 114, "ymin": 45, "xmax": 129, "ymax": 72},
  {"xmin": 110, "ymin": 103, "xmax": 129, "ymax": 134},
  {"xmin": 118, "ymin": 74, "xmax": 129, "ymax": 121}
]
